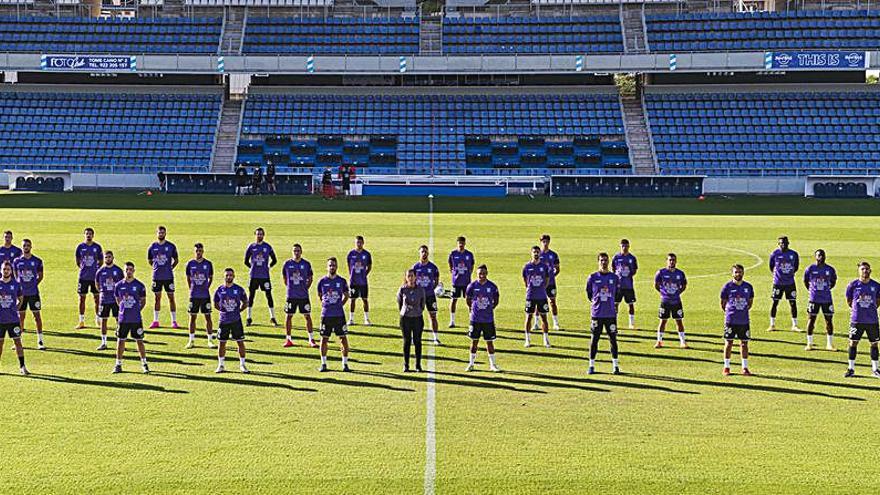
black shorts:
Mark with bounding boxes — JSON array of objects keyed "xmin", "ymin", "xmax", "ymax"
[
  {"xmin": 99, "ymin": 303, "xmax": 119, "ymax": 319},
  {"xmin": 724, "ymin": 323, "xmax": 751, "ymax": 342},
  {"xmin": 0, "ymin": 322, "xmax": 22, "ymax": 339},
  {"xmin": 249, "ymin": 278, "xmax": 272, "ymax": 292},
  {"xmin": 18, "ymin": 294, "xmax": 41, "ymax": 312},
  {"xmin": 285, "ymin": 298, "xmax": 311, "ymax": 315},
  {"xmin": 525, "ymin": 298, "xmax": 549, "ymax": 314},
  {"xmin": 615, "ymin": 288, "xmax": 637, "ymax": 304},
  {"xmin": 425, "ymin": 294, "xmax": 438, "ymax": 313},
  {"xmin": 771, "ymin": 284, "xmax": 797, "ymax": 301},
  {"xmin": 188, "ymin": 297, "xmax": 212, "ymax": 315},
  {"xmin": 218, "ymin": 320, "xmax": 246, "ymax": 342},
  {"xmin": 658, "ymin": 301, "xmax": 684, "ymax": 320},
  {"xmin": 152, "ymin": 279, "xmax": 175, "ymax": 293},
  {"xmin": 468, "ymin": 321, "xmax": 497, "ymax": 341},
  {"xmin": 849, "ymin": 323, "xmax": 880, "ymax": 343},
  {"xmin": 78, "ymin": 279, "xmax": 98, "ymax": 295},
  {"xmin": 591, "ymin": 317, "xmax": 618, "ymax": 336},
  {"xmin": 547, "ymin": 284, "xmax": 558, "ymax": 298},
  {"xmin": 349, "ymin": 284, "xmax": 369, "ymax": 300},
  {"xmin": 116, "ymin": 322, "xmax": 145, "ymax": 341},
  {"xmin": 320, "ymin": 316, "xmax": 348, "ymax": 337},
  {"xmin": 451, "ymin": 285, "xmax": 468, "ymax": 299},
  {"xmin": 808, "ymin": 302, "xmax": 834, "ymax": 316}
]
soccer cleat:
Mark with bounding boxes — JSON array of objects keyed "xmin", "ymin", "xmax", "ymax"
[
  {"xmin": 679, "ymin": 343, "xmax": 689, "ymax": 349},
  {"xmin": 804, "ymin": 344, "xmax": 814, "ymax": 351},
  {"xmin": 246, "ymin": 318, "xmax": 253, "ymax": 327},
  {"xmin": 270, "ymin": 318, "xmax": 278, "ymax": 327},
  {"xmin": 433, "ymin": 338, "xmax": 442, "ymax": 346},
  {"xmin": 543, "ymin": 340, "xmax": 552, "ymax": 348},
  {"xmin": 766, "ymin": 325, "xmax": 776, "ymax": 332},
  {"xmin": 587, "ymin": 366, "xmax": 595, "ymax": 375},
  {"xmin": 489, "ymin": 365, "xmax": 501, "ymax": 372},
  {"xmin": 844, "ymin": 368, "xmax": 856, "ymax": 378},
  {"xmin": 741, "ymin": 368, "xmax": 752, "ymax": 376},
  {"xmin": 184, "ymin": 341, "xmax": 195, "ymax": 350},
  {"xmin": 415, "ymin": 365, "xmax": 423, "ymax": 372},
  {"xmin": 347, "ymin": 319, "xmax": 355, "ymax": 326},
  {"xmin": 553, "ymin": 323, "xmax": 560, "ymax": 331},
  {"xmin": 149, "ymin": 321, "xmax": 160, "ymax": 329},
  {"xmin": 112, "ymin": 364, "xmax": 122, "ymax": 374},
  {"xmin": 37, "ymin": 341, "xmax": 46, "ymax": 350},
  {"xmin": 448, "ymin": 322, "xmax": 455, "ymax": 328},
  {"xmin": 19, "ymin": 366, "xmax": 29, "ymax": 376},
  {"xmin": 342, "ymin": 364, "xmax": 351, "ymax": 372},
  {"xmin": 240, "ymin": 364, "xmax": 250, "ymax": 374},
  {"xmin": 207, "ymin": 341, "xmax": 216, "ymax": 349},
  {"xmin": 308, "ymin": 341, "xmax": 319, "ymax": 349},
  {"xmin": 96, "ymin": 343, "xmax": 107, "ymax": 351},
  {"xmin": 171, "ymin": 322, "xmax": 181, "ymax": 330},
  {"xmin": 826, "ymin": 345, "xmax": 837, "ymax": 352},
  {"xmin": 215, "ymin": 364, "xmax": 225, "ymax": 373},
  {"xmin": 791, "ymin": 326, "xmax": 803, "ymax": 333},
  {"xmin": 75, "ymin": 321, "xmax": 86, "ymax": 330},
  {"xmin": 142, "ymin": 363, "xmax": 150, "ymax": 374},
  {"xmin": 403, "ymin": 366, "xmax": 411, "ymax": 373},
  {"xmin": 873, "ymin": 369, "xmax": 880, "ymax": 379},
  {"xmin": 654, "ymin": 341, "xmax": 663, "ymax": 349},
  {"xmin": 318, "ymin": 364, "xmax": 328, "ymax": 373},
  {"xmin": 95, "ymin": 316, "xmax": 101, "ymax": 327},
  {"xmin": 464, "ymin": 363, "xmax": 474, "ymax": 372},
  {"xmin": 722, "ymin": 367, "xmax": 731, "ymax": 376},
  {"xmin": 364, "ymin": 319, "xmax": 372, "ymax": 326},
  {"xmin": 283, "ymin": 339, "xmax": 294, "ymax": 348},
  {"xmin": 612, "ymin": 367, "xmax": 621, "ymax": 375},
  {"xmin": 524, "ymin": 339, "xmax": 531, "ymax": 348},
  {"xmin": 628, "ymin": 323, "xmax": 635, "ymax": 330}
]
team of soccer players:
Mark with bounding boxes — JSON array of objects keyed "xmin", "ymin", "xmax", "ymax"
[{"xmin": 0, "ymin": 228, "xmax": 878, "ymax": 380}]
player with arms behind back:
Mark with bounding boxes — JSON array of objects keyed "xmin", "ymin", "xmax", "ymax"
[
  {"xmin": 147, "ymin": 225, "xmax": 179, "ymax": 329},
  {"xmin": 448, "ymin": 236, "xmax": 475, "ymax": 329},
  {"xmin": 0, "ymin": 261, "xmax": 28, "ymax": 375},
  {"xmin": 523, "ymin": 246, "xmax": 551, "ymax": 348},
  {"xmin": 0, "ymin": 231, "xmax": 22, "ymax": 265},
  {"xmin": 185, "ymin": 243, "xmax": 215, "ymax": 349},
  {"xmin": 721, "ymin": 264, "xmax": 754, "ymax": 376},
  {"xmin": 465, "ymin": 264, "xmax": 501, "ymax": 372},
  {"xmin": 768, "ymin": 236, "xmax": 800, "ymax": 332},
  {"xmin": 843, "ymin": 261, "xmax": 880, "ymax": 379},
  {"xmin": 654, "ymin": 253, "xmax": 688, "ymax": 349},
  {"xmin": 95, "ymin": 251, "xmax": 124, "ymax": 351},
  {"xmin": 74, "ymin": 227, "xmax": 102, "ymax": 329},
  {"xmin": 282, "ymin": 244, "xmax": 317, "ymax": 348},
  {"xmin": 612, "ymin": 239, "xmax": 639, "ymax": 330},
  {"xmin": 213, "ymin": 268, "xmax": 250, "ymax": 374},
  {"xmin": 803, "ymin": 249, "xmax": 836, "ymax": 351},
  {"xmin": 112, "ymin": 262, "xmax": 149, "ymax": 374},
  {"xmin": 244, "ymin": 227, "xmax": 278, "ymax": 327},
  {"xmin": 13, "ymin": 239, "xmax": 44, "ymax": 350},
  {"xmin": 346, "ymin": 235, "xmax": 372, "ymax": 326},
  {"xmin": 317, "ymin": 257, "xmax": 351, "ymax": 372},
  {"xmin": 538, "ymin": 234, "xmax": 561, "ymax": 331},
  {"xmin": 586, "ymin": 253, "xmax": 621, "ymax": 375},
  {"xmin": 413, "ymin": 245, "xmax": 442, "ymax": 345}
]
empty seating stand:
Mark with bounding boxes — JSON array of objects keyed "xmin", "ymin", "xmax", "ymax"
[
  {"xmin": 442, "ymin": 15, "xmax": 624, "ymax": 54},
  {"xmin": 464, "ymin": 135, "xmax": 628, "ymax": 171},
  {"xmin": 0, "ymin": 92, "xmax": 222, "ymax": 173},
  {"xmin": 646, "ymin": 9, "xmax": 880, "ymax": 52},
  {"xmin": 645, "ymin": 90, "xmax": 880, "ymax": 176},
  {"xmin": 186, "ymin": 0, "xmax": 330, "ymax": 5},
  {"xmin": 0, "ymin": 16, "xmax": 222, "ymax": 54},
  {"xmin": 240, "ymin": 93, "xmax": 627, "ymax": 176},
  {"xmin": 243, "ymin": 16, "xmax": 419, "ymax": 55}
]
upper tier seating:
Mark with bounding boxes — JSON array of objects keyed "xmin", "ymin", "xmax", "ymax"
[
  {"xmin": 645, "ymin": 90, "xmax": 880, "ymax": 176},
  {"xmin": 442, "ymin": 15, "xmax": 624, "ymax": 54},
  {"xmin": 0, "ymin": 92, "xmax": 222, "ymax": 172},
  {"xmin": 0, "ymin": 15, "xmax": 222, "ymax": 54},
  {"xmin": 646, "ymin": 9, "xmax": 880, "ymax": 52},
  {"xmin": 242, "ymin": 16, "xmax": 420, "ymax": 55}
]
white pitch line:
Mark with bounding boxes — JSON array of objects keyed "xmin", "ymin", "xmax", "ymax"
[
  {"xmin": 424, "ymin": 344, "xmax": 437, "ymax": 495},
  {"xmin": 688, "ymin": 245, "xmax": 764, "ymax": 279}
]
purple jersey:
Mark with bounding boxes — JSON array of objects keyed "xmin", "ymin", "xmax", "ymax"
[
  {"xmin": 283, "ymin": 258, "xmax": 313, "ymax": 299},
  {"xmin": 586, "ymin": 271, "xmax": 619, "ymax": 319},
  {"xmin": 148, "ymin": 241, "xmax": 178, "ymax": 281},
  {"xmin": 114, "ymin": 279, "xmax": 146, "ymax": 324},
  {"xmin": 654, "ymin": 268, "xmax": 687, "ymax": 304},
  {"xmin": 317, "ymin": 275, "xmax": 348, "ymax": 318},
  {"xmin": 346, "ymin": 249, "xmax": 372, "ymax": 287},
  {"xmin": 448, "ymin": 249, "xmax": 475, "ymax": 288},
  {"xmin": 75, "ymin": 242, "xmax": 102, "ymax": 280},
  {"xmin": 522, "ymin": 261, "xmax": 549, "ymax": 300},
  {"xmin": 769, "ymin": 248, "xmax": 799, "ymax": 286},
  {"xmin": 845, "ymin": 279, "xmax": 880, "ymax": 325},
  {"xmin": 413, "ymin": 261, "xmax": 439, "ymax": 292},
  {"xmin": 466, "ymin": 279, "xmax": 499, "ymax": 324},
  {"xmin": 185, "ymin": 259, "xmax": 213, "ymax": 299},
  {"xmin": 213, "ymin": 283, "xmax": 247, "ymax": 324},
  {"xmin": 0, "ymin": 278, "xmax": 22, "ymax": 324},
  {"xmin": 720, "ymin": 281, "xmax": 754, "ymax": 326},
  {"xmin": 612, "ymin": 253, "xmax": 638, "ymax": 290},
  {"xmin": 539, "ymin": 249, "xmax": 560, "ymax": 285},
  {"xmin": 95, "ymin": 265, "xmax": 124, "ymax": 306},
  {"xmin": 0, "ymin": 245, "xmax": 22, "ymax": 265},
  {"xmin": 803, "ymin": 263, "xmax": 836, "ymax": 304},
  {"xmin": 245, "ymin": 242, "xmax": 276, "ymax": 280},
  {"xmin": 12, "ymin": 255, "xmax": 42, "ymax": 297}
]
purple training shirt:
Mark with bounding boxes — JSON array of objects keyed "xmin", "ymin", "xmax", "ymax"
[
  {"xmin": 148, "ymin": 241, "xmax": 178, "ymax": 281},
  {"xmin": 283, "ymin": 258, "xmax": 313, "ymax": 299},
  {"xmin": 612, "ymin": 253, "xmax": 638, "ymax": 290},
  {"xmin": 586, "ymin": 271, "xmax": 619, "ymax": 319},
  {"xmin": 654, "ymin": 268, "xmax": 687, "ymax": 304},
  {"xmin": 12, "ymin": 255, "xmax": 42, "ymax": 297},
  {"xmin": 213, "ymin": 283, "xmax": 247, "ymax": 324},
  {"xmin": 522, "ymin": 261, "xmax": 549, "ymax": 300},
  {"xmin": 539, "ymin": 249, "xmax": 560, "ymax": 285},
  {"xmin": 466, "ymin": 279, "xmax": 499, "ymax": 324},
  {"xmin": 0, "ymin": 278, "xmax": 22, "ymax": 324},
  {"xmin": 803, "ymin": 263, "xmax": 836, "ymax": 305},
  {"xmin": 720, "ymin": 280, "xmax": 754, "ymax": 326},
  {"xmin": 413, "ymin": 261, "xmax": 439, "ymax": 293},
  {"xmin": 317, "ymin": 275, "xmax": 348, "ymax": 318},
  {"xmin": 346, "ymin": 249, "xmax": 372, "ymax": 287},
  {"xmin": 75, "ymin": 242, "xmax": 103, "ymax": 281},
  {"xmin": 448, "ymin": 249, "xmax": 475, "ymax": 288},
  {"xmin": 245, "ymin": 242, "xmax": 276, "ymax": 280},
  {"xmin": 845, "ymin": 279, "xmax": 880, "ymax": 325},
  {"xmin": 0, "ymin": 245, "xmax": 23, "ymax": 265},
  {"xmin": 114, "ymin": 279, "xmax": 146, "ymax": 324},
  {"xmin": 186, "ymin": 259, "xmax": 213, "ymax": 299},
  {"xmin": 95, "ymin": 265, "xmax": 124, "ymax": 306},
  {"xmin": 769, "ymin": 249, "xmax": 799, "ymax": 286}
]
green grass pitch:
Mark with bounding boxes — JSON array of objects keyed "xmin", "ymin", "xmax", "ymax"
[{"xmin": 1, "ymin": 192, "xmax": 879, "ymax": 494}]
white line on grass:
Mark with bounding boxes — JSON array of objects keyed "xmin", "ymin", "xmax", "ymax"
[
  {"xmin": 688, "ymin": 245, "xmax": 764, "ymax": 279},
  {"xmin": 424, "ymin": 344, "xmax": 437, "ymax": 495}
]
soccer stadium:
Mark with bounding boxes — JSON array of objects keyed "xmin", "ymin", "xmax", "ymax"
[{"xmin": 1, "ymin": 0, "xmax": 880, "ymax": 492}]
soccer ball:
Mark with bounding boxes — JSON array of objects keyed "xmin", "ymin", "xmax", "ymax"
[{"xmin": 434, "ymin": 282, "xmax": 445, "ymax": 298}]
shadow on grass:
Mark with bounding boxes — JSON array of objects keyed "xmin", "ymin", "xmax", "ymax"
[
  {"xmin": 260, "ymin": 370, "xmax": 415, "ymax": 392},
  {"xmin": 24, "ymin": 372, "xmax": 188, "ymax": 394},
  {"xmin": 43, "ymin": 347, "xmax": 202, "ymax": 367},
  {"xmin": 151, "ymin": 371, "xmax": 317, "ymax": 393},
  {"xmin": 356, "ymin": 369, "xmax": 553, "ymax": 394},
  {"xmin": 504, "ymin": 370, "xmax": 698, "ymax": 395},
  {"xmin": 629, "ymin": 372, "xmax": 865, "ymax": 401}
]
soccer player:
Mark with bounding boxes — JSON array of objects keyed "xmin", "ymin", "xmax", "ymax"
[
  {"xmin": 448, "ymin": 236, "xmax": 475, "ymax": 329},
  {"xmin": 523, "ymin": 245, "xmax": 551, "ymax": 348},
  {"xmin": 213, "ymin": 268, "xmax": 250, "ymax": 374},
  {"xmin": 413, "ymin": 245, "xmax": 442, "ymax": 345},
  {"xmin": 185, "ymin": 243, "xmax": 214, "ymax": 349},
  {"xmin": 397, "ymin": 269, "xmax": 426, "ymax": 372},
  {"xmin": 282, "ymin": 243, "xmax": 317, "ymax": 348},
  {"xmin": 95, "ymin": 251, "xmax": 123, "ymax": 351},
  {"xmin": 768, "ymin": 236, "xmax": 800, "ymax": 331},
  {"xmin": 803, "ymin": 249, "xmax": 837, "ymax": 351},
  {"xmin": 13, "ymin": 239, "xmax": 44, "ymax": 350},
  {"xmin": 148, "ymin": 226, "xmax": 179, "ymax": 329},
  {"xmin": 317, "ymin": 257, "xmax": 351, "ymax": 372},
  {"xmin": 613, "ymin": 239, "xmax": 639, "ymax": 329},
  {"xmin": 75, "ymin": 227, "xmax": 102, "ymax": 329},
  {"xmin": 112, "ymin": 262, "xmax": 149, "ymax": 374},
  {"xmin": 721, "ymin": 264, "xmax": 754, "ymax": 376},
  {"xmin": 346, "ymin": 235, "xmax": 372, "ymax": 326},
  {"xmin": 654, "ymin": 253, "xmax": 688, "ymax": 348},
  {"xmin": 586, "ymin": 253, "xmax": 620, "ymax": 375},
  {"xmin": 0, "ymin": 261, "xmax": 28, "ymax": 375},
  {"xmin": 843, "ymin": 261, "xmax": 880, "ymax": 378},
  {"xmin": 538, "ymin": 234, "xmax": 561, "ymax": 331},
  {"xmin": 465, "ymin": 264, "xmax": 501, "ymax": 372},
  {"xmin": 0, "ymin": 230, "xmax": 22, "ymax": 264},
  {"xmin": 244, "ymin": 227, "xmax": 278, "ymax": 327}
]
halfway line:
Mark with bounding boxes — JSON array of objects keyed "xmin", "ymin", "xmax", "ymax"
[{"xmin": 424, "ymin": 344, "xmax": 437, "ymax": 495}]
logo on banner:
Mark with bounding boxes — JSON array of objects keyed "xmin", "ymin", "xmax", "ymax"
[
  {"xmin": 773, "ymin": 53, "xmax": 793, "ymax": 67},
  {"xmin": 845, "ymin": 52, "xmax": 864, "ymax": 66}
]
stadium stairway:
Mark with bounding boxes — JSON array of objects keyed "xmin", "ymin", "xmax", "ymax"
[
  {"xmin": 620, "ymin": 91, "xmax": 656, "ymax": 174},
  {"xmin": 622, "ymin": 3, "xmax": 648, "ymax": 53},
  {"xmin": 419, "ymin": 14, "xmax": 442, "ymax": 55},
  {"xmin": 211, "ymin": 97, "xmax": 243, "ymax": 172},
  {"xmin": 220, "ymin": 7, "xmax": 245, "ymax": 55}
]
